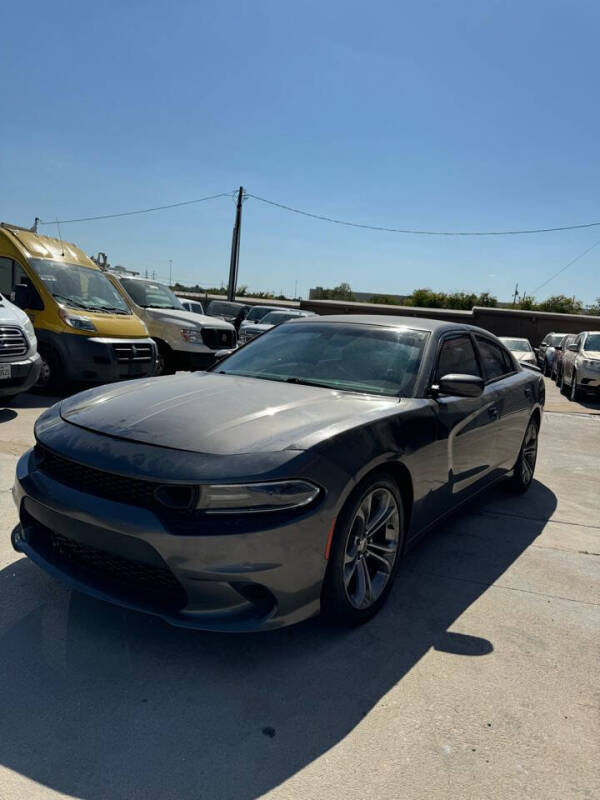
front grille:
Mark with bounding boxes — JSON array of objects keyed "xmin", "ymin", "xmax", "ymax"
[
  {"xmin": 34, "ymin": 445, "xmax": 195, "ymax": 512},
  {"xmin": 0, "ymin": 326, "xmax": 27, "ymax": 359},
  {"xmin": 201, "ymin": 328, "xmax": 236, "ymax": 350},
  {"xmin": 112, "ymin": 342, "xmax": 154, "ymax": 363},
  {"xmin": 29, "ymin": 526, "xmax": 187, "ymax": 610}
]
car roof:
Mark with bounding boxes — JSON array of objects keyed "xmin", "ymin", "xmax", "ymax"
[{"xmin": 288, "ymin": 313, "xmax": 494, "ymax": 336}]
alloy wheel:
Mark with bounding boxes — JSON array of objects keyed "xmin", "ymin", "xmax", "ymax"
[
  {"xmin": 343, "ymin": 487, "xmax": 400, "ymax": 610},
  {"xmin": 521, "ymin": 421, "xmax": 538, "ymax": 485}
]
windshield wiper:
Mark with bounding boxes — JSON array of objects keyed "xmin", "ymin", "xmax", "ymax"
[
  {"xmin": 52, "ymin": 293, "xmax": 91, "ymax": 311},
  {"xmin": 94, "ymin": 305, "xmax": 128, "ymax": 314}
]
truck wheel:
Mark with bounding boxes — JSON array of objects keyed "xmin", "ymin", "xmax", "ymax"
[
  {"xmin": 156, "ymin": 344, "xmax": 176, "ymax": 376},
  {"xmin": 35, "ymin": 347, "xmax": 65, "ymax": 394}
]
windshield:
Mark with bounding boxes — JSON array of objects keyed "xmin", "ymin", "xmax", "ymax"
[
  {"xmin": 215, "ymin": 322, "xmax": 428, "ymax": 397},
  {"xmin": 584, "ymin": 333, "xmax": 600, "ymax": 351},
  {"xmin": 30, "ymin": 259, "xmax": 130, "ymax": 313},
  {"xmin": 261, "ymin": 311, "xmax": 302, "ymax": 325},
  {"xmin": 246, "ymin": 306, "xmax": 279, "ymax": 322},
  {"xmin": 120, "ymin": 278, "xmax": 184, "ymax": 310},
  {"xmin": 502, "ymin": 338, "xmax": 532, "ymax": 352},
  {"xmin": 208, "ymin": 301, "xmax": 244, "ymax": 316},
  {"xmin": 550, "ymin": 334, "xmax": 567, "ymax": 346}
]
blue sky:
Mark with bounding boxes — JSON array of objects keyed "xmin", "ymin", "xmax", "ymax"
[{"xmin": 3, "ymin": 0, "xmax": 600, "ymax": 303}]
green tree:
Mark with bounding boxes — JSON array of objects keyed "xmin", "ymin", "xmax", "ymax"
[
  {"xmin": 312, "ymin": 283, "xmax": 355, "ymax": 301},
  {"xmin": 536, "ymin": 295, "xmax": 583, "ymax": 314},
  {"xmin": 369, "ymin": 294, "xmax": 398, "ymax": 305},
  {"xmin": 586, "ymin": 297, "xmax": 600, "ymax": 315}
]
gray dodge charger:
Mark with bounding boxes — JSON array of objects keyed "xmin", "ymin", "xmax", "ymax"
[{"xmin": 12, "ymin": 315, "xmax": 544, "ymax": 631}]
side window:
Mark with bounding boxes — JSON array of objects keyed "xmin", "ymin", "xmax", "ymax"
[
  {"xmin": 0, "ymin": 258, "xmax": 13, "ymax": 295},
  {"xmin": 436, "ymin": 335, "xmax": 481, "ymax": 381},
  {"xmin": 476, "ymin": 336, "xmax": 513, "ymax": 381},
  {"xmin": 12, "ymin": 261, "xmax": 44, "ymax": 310}
]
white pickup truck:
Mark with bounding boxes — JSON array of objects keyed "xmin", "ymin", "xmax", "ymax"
[
  {"xmin": 107, "ymin": 275, "xmax": 236, "ymax": 373},
  {"xmin": 0, "ymin": 293, "xmax": 42, "ymax": 400}
]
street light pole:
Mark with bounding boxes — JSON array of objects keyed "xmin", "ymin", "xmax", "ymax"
[
  {"xmin": 169, "ymin": 259, "xmax": 173, "ymax": 285},
  {"xmin": 227, "ymin": 187, "xmax": 244, "ymax": 302}
]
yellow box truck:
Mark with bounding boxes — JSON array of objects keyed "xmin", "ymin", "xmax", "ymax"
[{"xmin": 0, "ymin": 223, "xmax": 157, "ymax": 391}]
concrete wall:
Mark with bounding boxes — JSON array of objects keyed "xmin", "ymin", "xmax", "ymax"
[{"xmin": 298, "ymin": 299, "xmax": 600, "ymax": 345}]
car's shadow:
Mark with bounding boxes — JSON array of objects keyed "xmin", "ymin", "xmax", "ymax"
[{"xmin": 0, "ymin": 481, "xmax": 556, "ymax": 800}]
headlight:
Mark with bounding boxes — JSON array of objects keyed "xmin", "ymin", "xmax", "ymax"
[
  {"xmin": 58, "ymin": 308, "xmax": 96, "ymax": 332},
  {"xmin": 196, "ymin": 480, "xmax": 320, "ymax": 513},
  {"xmin": 581, "ymin": 359, "xmax": 598, "ymax": 368},
  {"xmin": 180, "ymin": 328, "xmax": 203, "ymax": 343},
  {"xmin": 22, "ymin": 317, "xmax": 35, "ymax": 341}
]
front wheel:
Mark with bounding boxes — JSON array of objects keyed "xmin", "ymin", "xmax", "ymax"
[
  {"xmin": 509, "ymin": 417, "xmax": 539, "ymax": 493},
  {"xmin": 321, "ymin": 473, "xmax": 405, "ymax": 625},
  {"xmin": 569, "ymin": 371, "xmax": 582, "ymax": 402},
  {"xmin": 34, "ymin": 347, "xmax": 65, "ymax": 394}
]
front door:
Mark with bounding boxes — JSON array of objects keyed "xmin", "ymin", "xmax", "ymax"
[{"xmin": 433, "ymin": 333, "xmax": 500, "ymax": 499}]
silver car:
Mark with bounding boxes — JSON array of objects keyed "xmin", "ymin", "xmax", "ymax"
[
  {"xmin": 560, "ymin": 331, "xmax": 600, "ymax": 401},
  {"xmin": 239, "ymin": 309, "xmax": 315, "ymax": 344},
  {"xmin": 499, "ymin": 337, "xmax": 537, "ymax": 367}
]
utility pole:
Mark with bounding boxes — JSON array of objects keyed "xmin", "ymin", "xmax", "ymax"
[
  {"xmin": 227, "ymin": 186, "xmax": 244, "ymax": 302},
  {"xmin": 169, "ymin": 259, "xmax": 173, "ymax": 286},
  {"xmin": 512, "ymin": 283, "xmax": 519, "ymax": 306}
]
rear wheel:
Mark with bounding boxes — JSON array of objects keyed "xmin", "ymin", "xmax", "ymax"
[
  {"xmin": 509, "ymin": 417, "xmax": 539, "ymax": 493},
  {"xmin": 321, "ymin": 473, "xmax": 405, "ymax": 625}
]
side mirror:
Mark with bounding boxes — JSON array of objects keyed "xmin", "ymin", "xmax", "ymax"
[
  {"xmin": 568, "ymin": 343, "xmax": 579, "ymax": 352},
  {"xmin": 433, "ymin": 373, "xmax": 485, "ymax": 398},
  {"xmin": 13, "ymin": 283, "xmax": 31, "ymax": 310}
]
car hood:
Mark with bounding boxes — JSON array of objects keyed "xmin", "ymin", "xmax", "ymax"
[
  {"xmin": 59, "ymin": 373, "xmax": 402, "ymax": 455},
  {"xmin": 582, "ymin": 351, "xmax": 600, "ymax": 360},
  {"xmin": 145, "ymin": 308, "xmax": 234, "ymax": 330}
]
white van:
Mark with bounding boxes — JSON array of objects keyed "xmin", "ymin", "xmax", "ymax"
[
  {"xmin": 108, "ymin": 275, "xmax": 236, "ymax": 373},
  {"xmin": 0, "ymin": 293, "xmax": 41, "ymax": 400}
]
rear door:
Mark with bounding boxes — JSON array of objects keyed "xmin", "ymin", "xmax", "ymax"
[
  {"xmin": 433, "ymin": 333, "xmax": 500, "ymax": 500},
  {"xmin": 475, "ymin": 335, "xmax": 530, "ymax": 473}
]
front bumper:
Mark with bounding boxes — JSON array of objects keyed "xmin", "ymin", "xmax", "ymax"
[
  {"xmin": 0, "ymin": 352, "xmax": 42, "ymax": 397},
  {"xmin": 577, "ymin": 363, "xmax": 600, "ymax": 390},
  {"xmin": 12, "ymin": 449, "xmax": 331, "ymax": 631},
  {"xmin": 53, "ymin": 334, "xmax": 157, "ymax": 383}
]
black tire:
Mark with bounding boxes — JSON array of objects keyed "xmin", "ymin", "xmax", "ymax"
[
  {"xmin": 156, "ymin": 343, "xmax": 176, "ymax": 376},
  {"xmin": 34, "ymin": 347, "xmax": 65, "ymax": 394},
  {"xmin": 560, "ymin": 371, "xmax": 568, "ymax": 396},
  {"xmin": 509, "ymin": 417, "xmax": 539, "ymax": 493},
  {"xmin": 569, "ymin": 370, "xmax": 582, "ymax": 402},
  {"xmin": 321, "ymin": 471, "xmax": 405, "ymax": 626}
]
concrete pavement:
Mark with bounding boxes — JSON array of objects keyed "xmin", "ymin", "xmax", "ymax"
[{"xmin": 0, "ymin": 391, "xmax": 597, "ymax": 799}]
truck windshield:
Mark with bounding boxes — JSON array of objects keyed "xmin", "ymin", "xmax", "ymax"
[
  {"xmin": 120, "ymin": 278, "xmax": 184, "ymax": 310},
  {"xmin": 30, "ymin": 259, "xmax": 130, "ymax": 313}
]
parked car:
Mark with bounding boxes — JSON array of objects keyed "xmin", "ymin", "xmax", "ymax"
[
  {"xmin": 205, "ymin": 300, "xmax": 249, "ymax": 327},
  {"xmin": 0, "ymin": 223, "xmax": 156, "ymax": 391},
  {"xmin": 13, "ymin": 316, "xmax": 544, "ymax": 632},
  {"xmin": 108, "ymin": 275, "xmax": 236, "ymax": 373},
  {"xmin": 180, "ymin": 299, "xmax": 205, "ymax": 315},
  {"xmin": 537, "ymin": 332, "xmax": 568, "ymax": 375},
  {"xmin": 560, "ymin": 331, "xmax": 600, "ymax": 401},
  {"xmin": 499, "ymin": 337, "xmax": 537, "ymax": 367},
  {"xmin": 239, "ymin": 309, "xmax": 315, "ymax": 343},
  {"xmin": 237, "ymin": 305, "xmax": 289, "ymax": 343},
  {"xmin": 0, "ymin": 293, "xmax": 42, "ymax": 401},
  {"xmin": 551, "ymin": 333, "xmax": 577, "ymax": 384}
]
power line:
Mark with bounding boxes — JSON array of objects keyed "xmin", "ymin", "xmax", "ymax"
[
  {"xmin": 38, "ymin": 192, "xmax": 233, "ymax": 225},
  {"xmin": 531, "ymin": 238, "xmax": 600, "ymax": 295},
  {"xmin": 247, "ymin": 193, "xmax": 600, "ymax": 236}
]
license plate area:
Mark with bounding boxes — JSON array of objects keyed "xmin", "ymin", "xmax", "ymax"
[{"xmin": 0, "ymin": 364, "xmax": 12, "ymax": 380}]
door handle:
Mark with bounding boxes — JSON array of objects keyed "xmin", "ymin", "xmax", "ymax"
[{"xmin": 488, "ymin": 405, "xmax": 499, "ymax": 418}]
